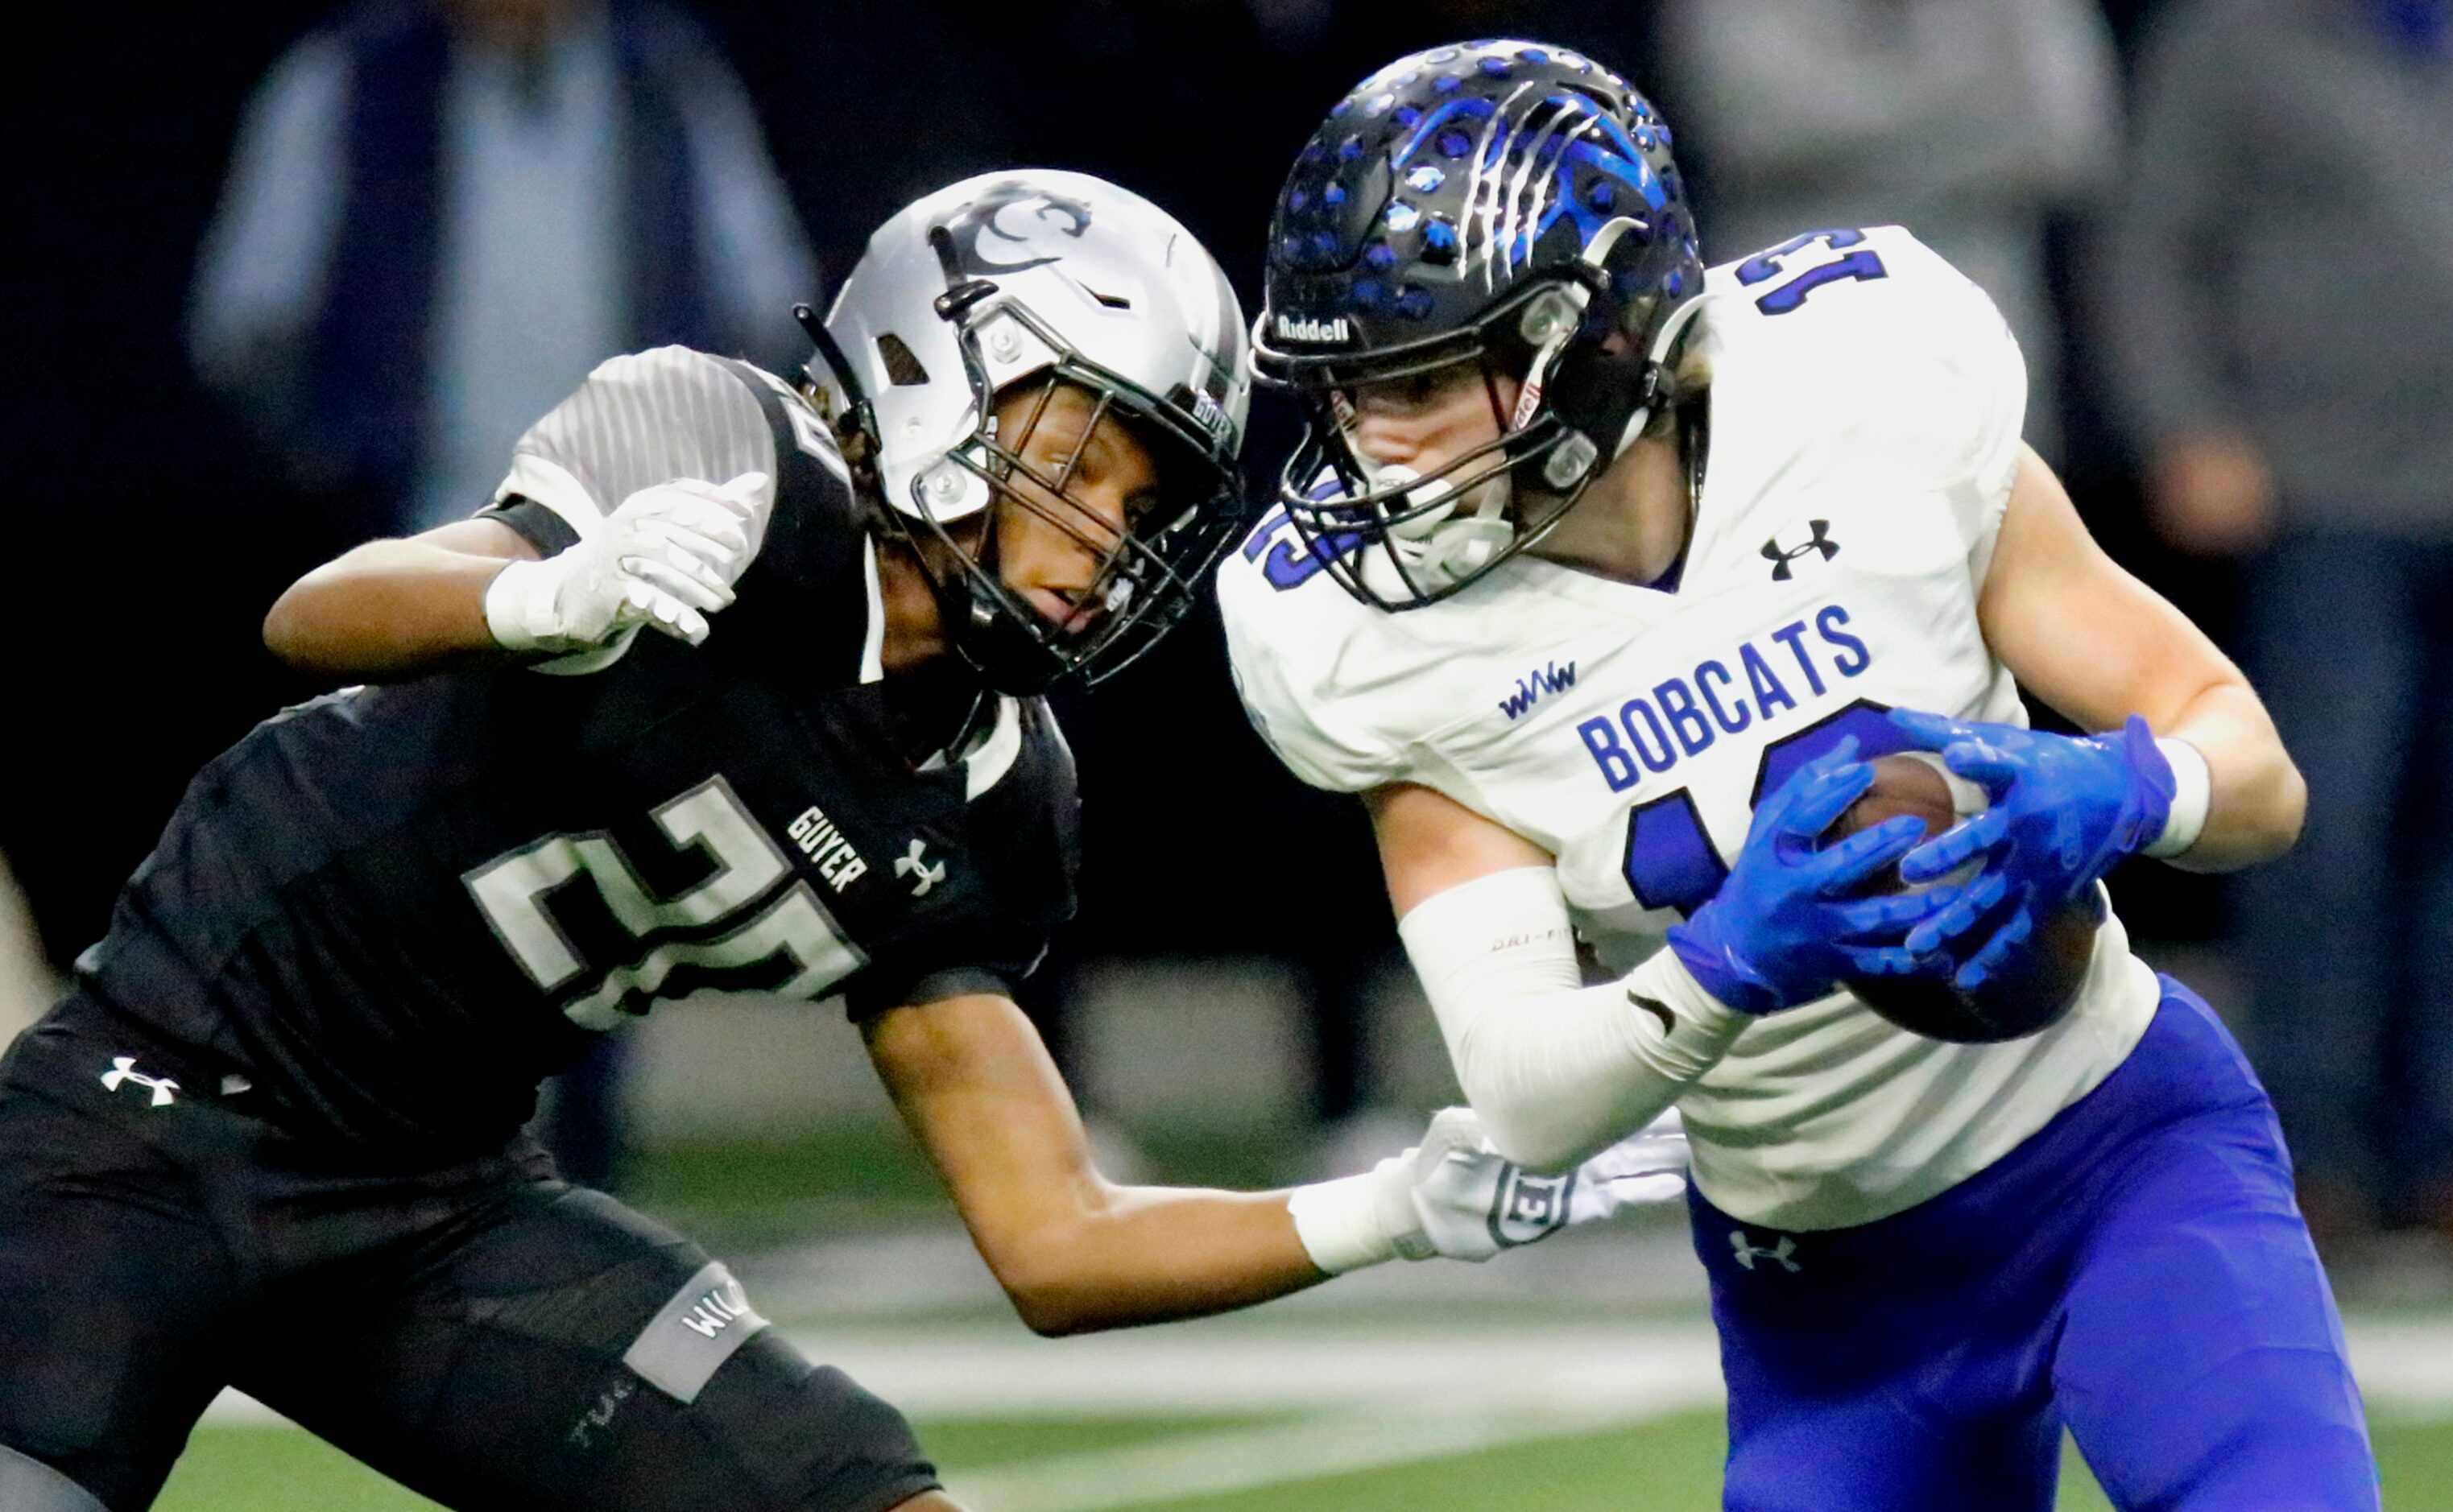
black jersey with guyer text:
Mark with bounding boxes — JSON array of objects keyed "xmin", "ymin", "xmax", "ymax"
[{"xmin": 72, "ymin": 349, "xmax": 1080, "ymax": 1155}]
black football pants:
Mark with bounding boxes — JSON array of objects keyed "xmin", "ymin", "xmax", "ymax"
[{"xmin": 0, "ymin": 1011, "xmax": 939, "ymax": 1512}]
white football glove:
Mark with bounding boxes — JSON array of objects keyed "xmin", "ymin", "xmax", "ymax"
[
  {"xmin": 484, "ymin": 472, "xmax": 770, "ymax": 654},
  {"xmin": 1289, "ymin": 1107, "xmax": 1690, "ymax": 1274}
]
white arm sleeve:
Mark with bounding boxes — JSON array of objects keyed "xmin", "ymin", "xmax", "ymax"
[{"xmin": 1396, "ymin": 867, "xmax": 1750, "ymax": 1173}]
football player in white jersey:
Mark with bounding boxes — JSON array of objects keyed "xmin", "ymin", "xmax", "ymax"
[{"xmin": 1218, "ymin": 39, "xmax": 2378, "ymax": 1511}]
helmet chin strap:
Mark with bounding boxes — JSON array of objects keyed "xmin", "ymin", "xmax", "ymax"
[{"xmin": 1611, "ymin": 289, "xmax": 1715, "ymax": 461}]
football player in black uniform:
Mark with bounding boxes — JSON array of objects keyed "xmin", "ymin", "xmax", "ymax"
[{"xmin": 0, "ymin": 171, "xmax": 1682, "ymax": 1512}]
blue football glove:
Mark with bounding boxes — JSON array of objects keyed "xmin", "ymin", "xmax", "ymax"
[
  {"xmin": 1888, "ymin": 709, "xmax": 2174, "ymax": 991},
  {"xmin": 1666, "ymin": 737, "xmax": 1951, "ymax": 1014}
]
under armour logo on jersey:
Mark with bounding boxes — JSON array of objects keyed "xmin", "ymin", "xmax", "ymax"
[
  {"xmin": 100, "ymin": 1056, "xmax": 180, "ymax": 1108},
  {"xmin": 1761, "ymin": 520, "xmax": 1839, "ymax": 580},
  {"xmin": 896, "ymin": 840, "xmax": 946, "ymax": 897},
  {"xmin": 1730, "ymin": 1229, "xmax": 1801, "ymax": 1273}
]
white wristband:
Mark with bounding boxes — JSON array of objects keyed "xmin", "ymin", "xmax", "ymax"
[
  {"xmin": 2143, "ymin": 737, "xmax": 2212, "ymax": 859},
  {"xmin": 482, "ymin": 558, "xmax": 559, "ymax": 652},
  {"xmin": 1287, "ymin": 1171, "xmax": 1400, "ymax": 1276}
]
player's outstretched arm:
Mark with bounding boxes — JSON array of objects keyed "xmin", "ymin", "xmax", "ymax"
[
  {"xmin": 863, "ymin": 991, "xmax": 1318, "ymax": 1336},
  {"xmin": 862, "ymin": 990, "xmax": 1677, "ymax": 1335},
  {"xmin": 265, "ymin": 474, "xmax": 765, "ymax": 681},
  {"xmin": 1973, "ymin": 444, "xmax": 2305, "ymax": 874}
]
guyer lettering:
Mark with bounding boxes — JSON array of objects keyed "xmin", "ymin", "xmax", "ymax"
[
  {"xmin": 786, "ymin": 805, "xmax": 870, "ymax": 891},
  {"xmin": 1576, "ymin": 604, "xmax": 1872, "ymax": 792}
]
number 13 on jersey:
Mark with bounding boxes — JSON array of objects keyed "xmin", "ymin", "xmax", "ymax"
[
  {"xmin": 1737, "ymin": 229, "xmax": 1888, "ymax": 316},
  {"xmin": 1622, "ymin": 699, "xmax": 1913, "ymax": 916}
]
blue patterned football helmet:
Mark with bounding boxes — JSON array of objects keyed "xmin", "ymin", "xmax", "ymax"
[{"xmin": 1253, "ymin": 39, "xmax": 1706, "ymax": 609}]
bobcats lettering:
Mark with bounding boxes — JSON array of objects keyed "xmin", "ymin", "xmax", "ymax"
[{"xmin": 1575, "ymin": 605, "xmax": 1872, "ymax": 792}]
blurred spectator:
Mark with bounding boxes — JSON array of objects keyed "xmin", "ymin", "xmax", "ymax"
[
  {"xmin": 190, "ymin": 0, "xmax": 818, "ymax": 1187},
  {"xmin": 2104, "ymin": 0, "xmax": 2453, "ymax": 1247},
  {"xmin": 189, "ymin": 0, "xmax": 816, "ymax": 538},
  {"xmin": 1657, "ymin": 0, "xmax": 2119, "ymax": 459}
]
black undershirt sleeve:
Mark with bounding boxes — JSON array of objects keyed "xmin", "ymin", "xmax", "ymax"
[
  {"xmin": 846, "ymin": 965, "xmax": 1024, "ymax": 1020},
  {"xmin": 479, "ymin": 498, "xmax": 582, "ymax": 558}
]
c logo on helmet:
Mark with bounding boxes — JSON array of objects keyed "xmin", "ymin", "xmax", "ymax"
[{"xmin": 943, "ymin": 184, "xmax": 1095, "ymax": 275}]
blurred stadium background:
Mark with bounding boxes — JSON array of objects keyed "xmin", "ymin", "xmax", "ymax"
[{"xmin": 10, "ymin": 0, "xmax": 2453, "ymax": 1505}]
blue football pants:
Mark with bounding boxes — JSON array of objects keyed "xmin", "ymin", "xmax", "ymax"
[{"xmin": 1690, "ymin": 979, "xmax": 2378, "ymax": 1511}]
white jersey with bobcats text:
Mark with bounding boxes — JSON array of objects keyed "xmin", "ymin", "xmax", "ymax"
[{"xmin": 1218, "ymin": 226, "xmax": 2161, "ymax": 1233}]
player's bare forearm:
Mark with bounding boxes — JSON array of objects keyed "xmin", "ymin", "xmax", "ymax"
[
  {"xmin": 862, "ymin": 994, "xmax": 1326, "ymax": 1336},
  {"xmin": 1979, "ymin": 445, "xmax": 2305, "ymax": 872},
  {"xmin": 264, "ymin": 519, "xmax": 536, "ymax": 681},
  {"xmin": 983, "ymin": 1180, "xmax": 1326, "ymax": 1336}
]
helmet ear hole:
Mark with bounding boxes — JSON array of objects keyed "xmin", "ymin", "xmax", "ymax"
[
  {"xmin": 1546, "ymin": 340, "xmax": 1652, "ymax": 448},
  {"xmin": 876, "ymin": 333, "xmax": 930, "ymax": 387},
  {"xmin": 1619, "ymin": 291, "xmax": 1661, "ymax": 343}
]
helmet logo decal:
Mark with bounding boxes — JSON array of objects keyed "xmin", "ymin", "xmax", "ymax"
[
  {"xmin": 1433, "ymin": 89, "xmax": 1668, "ymax": 290},
  {"xmin": 1272, "ymin": 312, "xmax": 1355, "ymax": 345},
  {"xmin": 1171, "ymin": 382, "xmax": 1235, "ymax": 448},
  {"xmin": 943, "ymin": 184, "xmax": 1094, "ymax": 275}
]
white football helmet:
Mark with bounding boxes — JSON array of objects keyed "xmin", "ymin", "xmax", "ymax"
[{"xmin": 804, "ymin": 170, "xmax": 1251, "ymax": 692}]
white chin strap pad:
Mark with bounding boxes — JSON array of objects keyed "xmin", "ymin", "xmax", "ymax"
[
  {"xmin": 1352, "ymin": 461, "xmax": 1517, "ymax": 599},
  {"xmin": 1418, "ymin": 515, "xmax": 1516, "ymax": 580},
  {"xmin": 0, "ymin": 1446, "xmax": 109, "ymax": 1512}
]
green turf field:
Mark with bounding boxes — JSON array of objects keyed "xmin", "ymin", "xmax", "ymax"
[
  {"xmin": 143, "ymin": 1128, "xmax": 2447, "ymax": 1509},
  {"xmin": 159, "ymin": 1409, "xmax": 2447, "ymax": 1509}
]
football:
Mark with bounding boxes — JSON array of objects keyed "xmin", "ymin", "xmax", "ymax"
[{"xmin": 1824, "ymin": 752, "xmax": 2100, "ymax": 1043}]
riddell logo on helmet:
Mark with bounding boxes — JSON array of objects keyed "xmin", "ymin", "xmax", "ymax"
[{"xmin": 1273, "ymin": 312, "xmax": 1354, "ymax": 345}]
